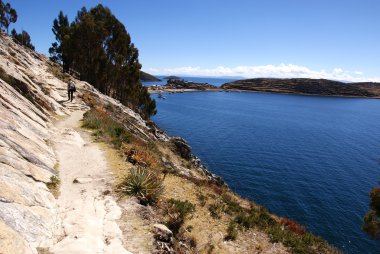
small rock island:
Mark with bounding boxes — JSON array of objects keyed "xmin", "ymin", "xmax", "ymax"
[{"xmin": 149, "ymin": 78, "xmax": 218, "ymax": 93}]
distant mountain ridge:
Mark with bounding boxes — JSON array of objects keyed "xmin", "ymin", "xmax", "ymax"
[{"xmin": 221, "ymin": 78, "xmax": 380, "ymax": 98}]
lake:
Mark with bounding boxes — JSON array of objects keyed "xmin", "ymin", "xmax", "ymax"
[{"xmin": 152, "ymin": 90, "xmax": 380, "ymax": 253}]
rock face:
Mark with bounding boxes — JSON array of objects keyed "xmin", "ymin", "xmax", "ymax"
[
  {"xmin": 0, "ymin": 31, "xmax": 158, "ymax": 253},
  {"xmin": 170, "ymin": 137, "xmax": 225, "ymax": 185},
  {"xmin": 170, "ymin": 137, "xmax": 193, "ymax": 160},
  {"xmin": 0, "ymin": 33, "xmax": 65, "ymax": 251},
  {"xmin": 221, "ymin": 78, "xmax": 380, "ymax": 97}
]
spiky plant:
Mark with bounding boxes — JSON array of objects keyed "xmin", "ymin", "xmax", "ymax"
[{"xmin": 119, "ymin": 167, "xmax": 164, "ymax": 205}]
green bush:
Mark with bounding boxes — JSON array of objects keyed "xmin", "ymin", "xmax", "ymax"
[
  {"xmin": 83, "ymin": 109, "xmax": 131, "ymax": 147},
  {"xmin": 235, "ymin": 206, "xmax": 275, "ymax": 229},
  {"xmin": 363, "ymin": 210, "xmax": 380, "ymax": 239},
  {"xmin": 208, "ymin": 203, "xmax": 224, "ymax": 219},
  {"xmin": 119, "ymin": 167, "xmax": 163, "ymax": 205},
  {"xmin": 225, "ymin": 221, "xmax": 238, "ymax": 241},
  {"xmin": 370, "ymin": 188, "xmax": 380, "ymax": 213},
  {"xmin": 166, "ymin": 199, "xmax": 195, "ymax": 235},
  {"xmin": 221, "ymin": 193, "xmax": 243, "ymax": 214},
  {"xmin": 196, "ymin": 192, "xmax": 208, "ymax": 207}
]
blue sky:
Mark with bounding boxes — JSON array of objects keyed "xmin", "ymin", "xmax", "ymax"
[{"xmin": 7, "ymin": 0, "xmax": 380, "ymax": 81}]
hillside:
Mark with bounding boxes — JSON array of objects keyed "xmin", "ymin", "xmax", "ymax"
[
  {"xmin": 140, "ymin": 71, "xmax": 161, "ymax": 82},
  {"xmin": 0, "ymin": 32, "xmax": 342, "ymax": 254},
  {"xmin": 221, "ymin": 78, "xmax": 380, "ymax": 98}
]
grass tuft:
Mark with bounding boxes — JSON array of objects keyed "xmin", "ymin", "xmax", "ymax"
[
  {"xmin": 119, "ymin": 166, "xmax": 163, "ymax": 205},
  {"xmin": 46, "ymin": 175, "xmax": 60, "ymax": 198},
  {"xmin": 225, "ymin": 221, "xmax": 238, "ymax": 241}
]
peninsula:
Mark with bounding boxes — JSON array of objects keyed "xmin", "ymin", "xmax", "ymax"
[
  {"xmin": 140, "ymin": 71, "xmax": 161, "ymax": 82},
  {"xmin": 221, "ymin": 78, "xmax": 380, "ymax": 98}
]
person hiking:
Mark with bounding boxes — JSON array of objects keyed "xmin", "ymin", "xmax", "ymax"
[{"xmin": 67, "ymin": 79, "xmax": 76, "ymax": 102}]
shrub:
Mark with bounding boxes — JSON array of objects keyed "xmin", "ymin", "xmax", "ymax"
[
  {"xmin": 196, "ymin": 191, "xmax": 208, "ymax": 207},
  {"xmin": 234, "ymin": 206, "xmax": 275, "ymax": 230},
  {"xmin": 363, "ymin": 210, "xmax": 380, "ymax": 239},
  {"xmin": 119, "ymin": 167, "xmax": 163, "ymax": 205},
  {"xmin": 221, "ymin": 193, "xmax": 243, "ymax": 214},
  {"xmin": 166, "ymin": 199, "xmax": 195, "ymax": 235},
  {"xmin": 208, "ymin": 203, "xmax": 224, "ymax": 219},
  {"xmin": 280, "ymin": 218, "xmax": 306, "ymax": 235},
  {"xmin": 225, "ymin": 221, "xmax": 238, "ymax": 241},
  {"xmin": 370, "ymin": 188, "xmax": 380, "ymax": 213},
  {"xmin": 83, "ymin": 108, "xmax": 131, "ymax": 147}
]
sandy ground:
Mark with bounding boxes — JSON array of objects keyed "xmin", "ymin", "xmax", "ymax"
[{"xmin": 49, "ymin": 109, "xmax": 132, "ymax": 254}]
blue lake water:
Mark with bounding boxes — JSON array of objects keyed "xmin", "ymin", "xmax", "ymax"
[{"xmin": 152, "ymin": 90, "xmax": 380, "ymax": 253}]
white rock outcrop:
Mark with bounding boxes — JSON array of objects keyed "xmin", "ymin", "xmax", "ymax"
[{"xmin": 0, "ymin": 31, "xmax": 156, "ymax": 254}]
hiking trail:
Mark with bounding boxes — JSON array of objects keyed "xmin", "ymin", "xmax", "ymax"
[{"xmin": 49, "ymin": 106, "xmax": 131, "ymax": 254}]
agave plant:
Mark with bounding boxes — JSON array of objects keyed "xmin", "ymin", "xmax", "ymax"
[{"xmin": 120, "ymin": 167, "xmax": 164, "ymax": 205}]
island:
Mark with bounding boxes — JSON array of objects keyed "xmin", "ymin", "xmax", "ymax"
[
  {"xmin": 163, "ymin": 75, "xmax": 181, "ymax": 80},
  {"xmin": 148, "ymin": 78, "xmax": 220, "ymax": 93},
  {"xmin": 221, "ymin": 78, "xmax": 380, "ymax": 98}
]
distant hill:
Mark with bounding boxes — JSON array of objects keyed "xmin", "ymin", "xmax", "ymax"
[
  {"xmin": 140, "ymin": 71, "xmax": 161, "ymax": 82},
  {"xmin": 221, "ymin": 78, "xmax": 380, "ymax": 98},
  {"xmin": 164, "ymin": 75, "xmax": 181, "ymax": 80}
]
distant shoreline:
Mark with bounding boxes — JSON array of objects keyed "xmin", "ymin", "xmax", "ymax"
[{"xmin": 148, "ymin": 87, "xmax": 380, "ymax": 99}]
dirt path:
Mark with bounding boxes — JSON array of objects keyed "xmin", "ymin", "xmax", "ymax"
[{"xmin": 49, "ymin": 110, "xmax": 132, "ymax": 254}]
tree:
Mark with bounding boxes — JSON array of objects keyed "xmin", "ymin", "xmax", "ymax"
[
  {"xmin": 50, "ymin": 5, "xmax": 156, "ymax": 118},
  {"xmin": 0, "ymin": 0, "xmax": 17, "ymax": 33},
  {"xmin": 11, "ymin": 29, "xmax": 35, "ymax": 50},
  {"xmin": 49, "ymin": 11, "xmax": 71, "ymax": 71}
]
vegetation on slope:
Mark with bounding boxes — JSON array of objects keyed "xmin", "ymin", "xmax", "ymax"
[
  {"xmin": 363, "ymin": 187, "xmax": 380, "ymax": 239},
  {"xmin": 81, "ymin": 92, "xmax": 341, "ymax": 253},
  {"xmin": 49, "ymin": 5, "xmax": 156, "ymax": 118},
  {"xmin": 10, "ymin": 29, "xmax": 35, "ymax": 50}
]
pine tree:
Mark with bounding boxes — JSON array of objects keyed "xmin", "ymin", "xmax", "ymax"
[
  {"xmin": 11, "ymin": 29, "xmax": 35, "ymax": 50},
  {"xmin": 49, "ymin": 11, "xmax": 71, "ymax": 72},
  {"xmin": 50, "ymin": 5, "xmax": 156, "ymax": 118},
  {"xmin": 0, "ymin": 0, "xmax": 17, "ymax": 33}
]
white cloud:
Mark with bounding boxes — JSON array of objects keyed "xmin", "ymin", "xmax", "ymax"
[{"xmin": 143, "ymin": 64, "xmax": 380, "ymax": 82}]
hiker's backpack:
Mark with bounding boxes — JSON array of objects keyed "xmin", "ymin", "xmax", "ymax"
[{"xmin": 69, "ymin": 82, "xmax": 76, "ymax": 92}]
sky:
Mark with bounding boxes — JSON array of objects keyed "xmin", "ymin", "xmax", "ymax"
[{"xmin": 7, "ymin": 0, "xmax": 380, "ymax": 81}]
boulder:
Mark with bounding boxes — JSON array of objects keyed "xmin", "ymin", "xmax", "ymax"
[{"xmin": 151, "ymin": 224, "xmax": 173, "ymax": 243}]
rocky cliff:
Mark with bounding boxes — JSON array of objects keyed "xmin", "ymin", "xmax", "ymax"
[{"xmin": 221, "ymin": 78, "xmax": 380, "ymax": 98}]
